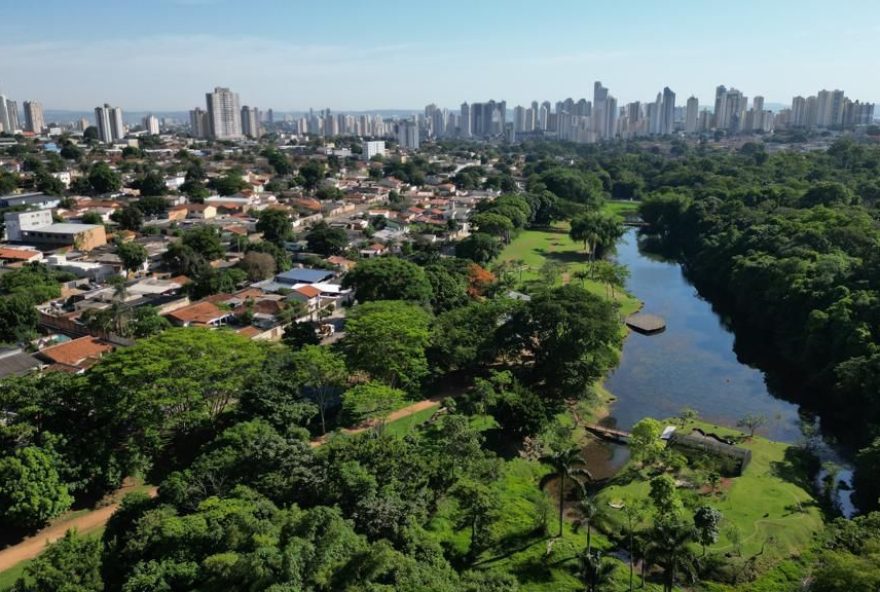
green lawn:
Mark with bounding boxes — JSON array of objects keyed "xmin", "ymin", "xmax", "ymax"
[
  {"xmin": 594, "ymin": 419, "xmax": 823, "ymax": 561},
  {"xmin": 498, "ymin": 225, "xmax": 641, "ymax": 317},
  {"xmin": 383, "ymin": 403, "xmax": 440, "ymax": 437},
  {"xmin": 602, "ymin": 200, "xmax": 640, "ymax": 217}
]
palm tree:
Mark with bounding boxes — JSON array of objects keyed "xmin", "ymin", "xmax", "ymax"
[
  {"xmin": 579, "ymin": 550, "xmax": 617, "ymax": 592},
  {"xmin": 573, "ymin": 488, "xmax": 600, "ymax": 555},
  {"xmin": 620, "ymin": 500, "xmax": 646, "ymax": 592},
  {"xmin": 541, "ymin": 444, "xmax": 592, "ymax": 537},
  {"xmin": 647, "ymin": 520, "xmax": 698, "ymax": 592}
]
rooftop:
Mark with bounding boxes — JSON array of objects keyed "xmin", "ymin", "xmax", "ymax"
[
  {"xmin": 36, "ymin": 336, "xmax": 113, "ymax": 370},
  {"xmin": 275, "ymin": 267, "xmax": 336, "ymax": 285}
]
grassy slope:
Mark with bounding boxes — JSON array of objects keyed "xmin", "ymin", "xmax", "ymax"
[
  {"xmin": 383, "ymin": 403, "xmax": 440, "ymax": 437},
  {"xmin": 497, "ymin": 224, "xmax": 641, "ymax": 317},
  {"xmin": 595, "ymin": 419, "xmax": 823, "ymax": 561},
  {"xmin": 602, "ymin": 200, "xmax": 640, "ymax": 217}
]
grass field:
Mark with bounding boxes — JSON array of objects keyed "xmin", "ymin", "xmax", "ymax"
[
  {"xmin": 594, "ymin": 419, "xmax": 823, "ymax": 561},
  {"xmin": 498, "ymin": 224, "xmax": 641, "ymax": 316},
  {"xmin": 383, "ymin": 403, "xmax": 440, "ymax": 436},
  {"xmin": 602, "ymin": 200, "xmax": 641, "ymax": 217}
]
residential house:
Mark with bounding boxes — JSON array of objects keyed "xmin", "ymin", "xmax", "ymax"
[
  {"xmin": 35, "ymin": 336, "xmax": 113, "ymax": 372},
  {"xmin": 166, "ymin": 300, "xmax": 231, "ymax": 327}
]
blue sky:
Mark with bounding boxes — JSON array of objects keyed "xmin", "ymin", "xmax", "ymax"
[{"xmin": 1, "ymin": 0, "xmax": 877, "ymax": 111}]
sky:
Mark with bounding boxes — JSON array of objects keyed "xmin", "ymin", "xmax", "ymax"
[{"xmin": 1, "ymin": 0, "xmax": 878, "ymax": 112}]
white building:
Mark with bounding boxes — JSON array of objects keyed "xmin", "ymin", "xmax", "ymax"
[
  {"xmin": 241, "ymin": 106, "xmax": 261, "ymax": 138},
  {"xmin": 362, "ymin": 140, "xmax": 385, "ymax": 161},
  {"xmin": 205, "ymin": 87, "xmax": 242, "ymax": 139},
  {"xmin": 143, "ymin": 114, "xmax": 159, "ymax": 135},
  {"xmin": 23, "ymin": 101, "xmax": 44, "ymax": 133},
  {"xmin": 95, "ymin": 104, "xmax": 124, "ymax": 143},
  {"xmin": 4, "ymin": 209, "xmax": 54, "ymax": 241},
  {"xmin": 685, "ymin": 96, "xmax": 699, "ymax": 133},
  {"xmin": 398, "ymin": 120, "xmax": 419, "ymax": 150}
]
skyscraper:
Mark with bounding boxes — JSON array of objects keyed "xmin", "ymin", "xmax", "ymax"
[
  {"xmin": 685, "ymin": 96, "xmax": 699, "ymax": 133},
  {"xmin": 205, "ymin": 87, "xmax": 242, "ymax": 139},
  {"xmin": 23, "ymin": 101, "xmax": 44, "ymax": 133},
  {"xmin": 143, "ymin": 114, "xmax": 159, "ymax": 135},
  {"xmin": 593, "ymin": 81, "xmax": 608, "ymax": 137},
  {"xmin": 189, "ymin": 108, "xmax": 208, "ymax": 138},
  {"xmin": 94, "ymin": 104, "xmax": 124, "ymax": 143},
  {"xmin": 398, "ymin": 118, "xmax": 419, "ymax": 150},
  {"xmin": 713, "ymin": 85, "xmax": 728, "ymax": 130},
  {"xmin": 241, "ymin": 106, "xmax": 261, "ymax": 138},
  {"xmin": 661, "ymin": 87, "xmax": 676, "ymax": 135},
  {"xmin": 460, "ymin": 102, "xmax": 471, "ymax": 138},
  {"xmin": 791, "ymin": 96, "xmax": 807, "ymax": 127}
]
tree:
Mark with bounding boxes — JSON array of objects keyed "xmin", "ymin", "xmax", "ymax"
[
  {"xmin": 209, "ymin": 171, "xmax": 248, "ymax": 196},
  {"xmin": 455, "ymin": 233, "xmax": 501, "ymax": 264},
  {"xmin": 538, "ymin": 168, "xmax": 604, "ymax": 208},
  {"xmin": 137, "ymin": 171, "xmax": 167, "ymax": 197},
  {"xmin": 129, "ymin": 306, "xmax": 171, "ymax": 338},
  {"xmin": 35, "ymin": 172, "xmax": 65, "ymax": 196},
  {"xmin": 161, "ymin": 241, "xmax": 205, "ymax": 277},
  {"xmin": 110, "ymin": 205, "xmax": 144, "ymax": 231},
  {"xmin": 85, "ymin": 329, "xmax": 264, "ymax": 474},
  {"xmin": 471, "ymin": 212, "xmax": 515, "ymax": 243},
  {"xmin": 451, "ymin": 478, "xmax": 498, "ymax": 558},
  {"xmin": 0, "ymin": 446, "xmax": 72, "ymax": 529},
  {"xmin": 182, "ymin": 225, "xmax": 224, "ymax": 260},
  {"xmin": 238, "ymin": 251, "xmax": 276, "ymax": 281},
  {"xmin": 574, "ymin": 490, "xmax": 600, "ymax": 555},
  {"xmin": 736, "ymin": 413, "xmax": 766, "ymax": 438},
  {"xmin": 647, "ymin": 519, "xmax": 698, "ymax": 592},
  {"xmin": 629, "ymin": 418, "xmax": 666, "ymax": 465},
  {"xmin": 87, "ymin": 162, "xmax": 121, "ymax": 194},
  {"xmin": 342, "ymin": 382, "xmax": 405, "ymax": 430},
  {"xmin": 342, "ymin": 257, "xmax": 432, "ymax": 304},
  {"xmin": 282, "ymin": 321, "xmax": 320, "ymax": 350},
  {"xmin": 500, "ymin": 285, "xmax": 621, "ymax": 400},
  {"xmin": 569, "ymin": 211, "xmax": 624, "ymax": 260},
  {"xmin": 343, "ymin": 301, "xmax": 432, "ymax": 393},
  {"xmin": 12, "ymin": 530, "xmax": 102, "ymax": 592},
  {"xmin": 649, "ymin": 474, "xmax": 682, "ymax": 517},
  {"xmin": 298, "ymin": 160, "xmax": 326, "ymax": 190},
  {"xmin": 135, "ymin": 195, "xmax": 169, "ymax": 217},
  {"xmin": 116, "ymin": 240, "xmax": 147, "ymax": 274},
  {"xmin": 256, "ymin": 208, "xmax": 292, "ymax": 245},
  {"xmin": 692, "ymin": 505, "xmax": 722, "ymax": 556},
  {"xmin": 424, "ymin": 263, "xmax": 469, "ymax": 313},
  {"xmin": 289, "ymin": 345, "xmax": 348, "ymax": 434},
  {"xmin": 80, "ymin": 211, "xmax": 104, "ymax": 225},
  {"xmin": 541, "ymin": 443, "xmax": 591, "ymax": 537},
  {"xmin": 578, "ymin": 550, "xmax": 617, "ymax": 592},
  {"xmin": 305, "ymin": 221, "xmax": 348, "ymax": 256}
]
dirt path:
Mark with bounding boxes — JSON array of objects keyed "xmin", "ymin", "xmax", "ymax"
[
  {"xmin": 0, "ymin": 485, "xmax": 158, "ymax": 573},
  {"xmin": 309, "ymin": 396, "xmax": 443, "ymax": 447},
  {"xmin": 0, "ymin": 397, "xmax": 444, "ymax": 573}
]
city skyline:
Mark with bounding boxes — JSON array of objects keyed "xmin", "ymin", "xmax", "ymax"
[{"xmin": 1, "ymin": 0, "xmax": 879, "ymax": 110}]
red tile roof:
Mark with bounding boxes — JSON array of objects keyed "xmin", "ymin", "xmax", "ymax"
[
  {"xmin": 38, "ymin": 336, "xmax": 112, "ymax": 369},
  {"xmin": 167, "ymin": 301, "xmax": 228, "ymax": 325}
]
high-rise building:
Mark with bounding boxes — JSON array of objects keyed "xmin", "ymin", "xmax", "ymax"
[
  {"xmin": 205, "ymin": 87, "xmax": 242, "ymax": 139},
  {"xmin": 805, "ymin": 95, "xmax": 819, "ymax": 128},
  {"xmin": 460, "ymin": 102, "xmax": 471, "ymax": 138},
  {"xmin": 143, "ymin": 114, "xmax": 159, "ymax": 135},
  {"xmin": 189, "ymin": 108, "xmax": 208, "ymax": 138},
  {"xmin": 363, "ymin": 140, "xmax": 385, "ymax": 161},
  {"xmin": 398, "ymin": 118, "xmax": 419, "ymax": 150},
  {"xmin": 241, "ymin": 106, "xmax": 261, "ymax": 138},
  {"xmin": 713, "ymin": 85, "xmax": 728, "ymax": 130},
  {"xmin": 685, "ymin": 96, "xmax": 699, "ymax": 133},
  {"xmin": 593, "ymin": 81, "xmax": 609, "ymax": 137},
  {"xmin": 94, "ymin": 104, "xmax": 124, "ymax": 143},
  {"xmin": 830, "ymin": 89, "xmax": 845, "ymax": 128},
  {"xmin": 267, "ymin": 109, "xmax": 274, "ymax": 124},
  {"xmin": 791, "ymin": 96, "xmax": 807, "ymax": 127},
  {"xmin": 661, "ymin": 87, "xmax": 676, "ymax": 135},
  {"xmin": 23, "ymin": 101, "xmax": 44, "ymax": 133},
  {"xmin": 816, "ymin": 89, "xmax": 833, "ymax": 128}
]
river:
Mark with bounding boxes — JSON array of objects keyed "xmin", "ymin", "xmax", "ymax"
[{"xmin": 589, "ymin": 228, "xmax": 855, "ymax": 515}]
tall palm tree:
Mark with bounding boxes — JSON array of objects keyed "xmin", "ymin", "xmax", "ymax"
[
  {"xmin": 541, "ymin": 445, "xmax": 592, "ymax": 537},
  {"xmin": 647, "ymin": 520, "xmax": 698, "ymax": 592},
  {"xmin": 579, "ymin": 550, "xmax": 617, "ymax": 592},
  {"xmin": 573, "ymin": 488, "xmax": 600, "ymax": 555}
]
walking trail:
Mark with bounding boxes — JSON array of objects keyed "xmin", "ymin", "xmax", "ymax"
[{"xmin": 0, "ymin": 396, "xmax": 443, "ymax": 574}]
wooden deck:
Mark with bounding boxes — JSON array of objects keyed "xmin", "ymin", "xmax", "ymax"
[{"xmin": 585, "ymin": 424, "xmax": 632, "ymax": 443}]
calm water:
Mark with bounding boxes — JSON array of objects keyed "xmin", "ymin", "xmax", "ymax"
[
  {"xmin": 596, "ymin": 229, "xmax": 855, "ymax": 514},
  {"xmin": 605, "ymin": 229, "xmax": 804, "ymax": 442}
]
